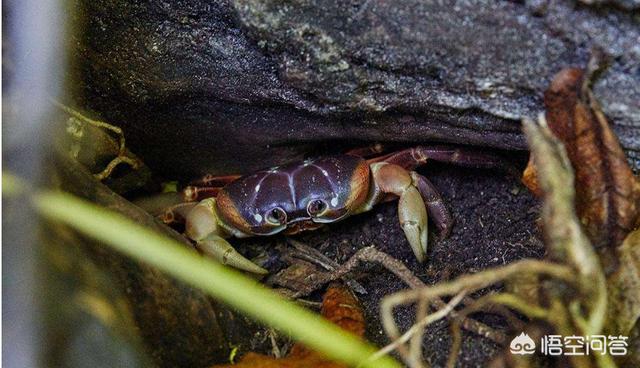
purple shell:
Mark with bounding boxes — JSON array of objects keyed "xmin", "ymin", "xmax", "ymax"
[{"xmin": 217, "ymin": 155, "xmax": 368, "ymax": 235}]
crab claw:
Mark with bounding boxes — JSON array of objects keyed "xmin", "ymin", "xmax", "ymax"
[
  {"xmin": 197, "ymin": 234, "xmax": 268, "ymax": 275},
  {"xmin": 186, "ymin": 199, "xmax": 268, "ymax": 274},
  {"xmin": 371, "ymin": 163, "xmax": 430, "ymax": 262},
  {"xmin": 398, "ymin": 185, "xmax": 429, "ymax": 262}
]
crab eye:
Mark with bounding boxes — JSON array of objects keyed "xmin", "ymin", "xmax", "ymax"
[
  {"xmin": 307, "ymin": 199, "xmax": 327, "ymax": 216},
  {"xmin": 266, "ymin": 207, "xmax": 287, "ymax": 225}
]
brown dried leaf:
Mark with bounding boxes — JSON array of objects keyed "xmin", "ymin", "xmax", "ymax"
[
  {"xmin": 542, "ymin": 67, "xmax": 640, "ymax": 269},
  {"xmin": 523, "ymin": 117, "xmax": 608, "ymax": 336},
  {"xmin": 526, "ymin": 65, "xmax": 640, "ymax": 343},
  {"xmin": 211, "ymin": 285, "xmax": 365, "ymax": 368},
  {"xmin": 523, "ymin": 117, "xmax": 604, "ymax": 284},
  {"xmin": 521, "ymin": 154, "xmax": 542, "ymax": 197}
]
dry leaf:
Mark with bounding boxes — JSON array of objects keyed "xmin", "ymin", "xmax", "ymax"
[
  {"xmin": 521, "ymin": 154, "xmax": 541, "ymax": 197},
  {"xmin": 544, "ymin": 68, "xmax": 640, "ymax": 254},
  {"xmin": 524, "ymin": 64, "xmax": 640, "ymax": 349},
  {"xmin": 525, "ymin": 67, "xmax": 640, "ymax": 271},
  {"xmin": 523, "ymin": 117, "xmax": 605, "ymax": 295},
  {"xmin": 212, "ymin": 285, "xmax": 364, "ymax": 368}
]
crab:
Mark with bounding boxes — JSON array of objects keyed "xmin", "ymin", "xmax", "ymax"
[{"xmin": 160, "ymin": 146, "xmax": 506, "ymax": 274}]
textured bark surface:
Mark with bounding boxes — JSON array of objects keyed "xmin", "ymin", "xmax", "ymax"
[{"xmin": 71, "ymin": 0, "xmax": 639, "ymax": 178}]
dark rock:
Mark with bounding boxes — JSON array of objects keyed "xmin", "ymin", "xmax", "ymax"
[{"xmin": 71, "ymin": 0, "xmax": 639, "ymax": 177}]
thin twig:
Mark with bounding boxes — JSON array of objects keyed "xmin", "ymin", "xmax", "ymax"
[
  {"xmin": 377, "ymin": 258, "xmax": 576, "ymax": 368},
  {"xmin": 369, "ymin": 290, "xmax": 467, "ymax": 367},
  {"xmin": 294, "ymin": 246, "xmax": 507, "ymax": 344},
  {"xmin": 94, "ymin": 155, "xmax": 141, "ymax": 180},
  {"xmin": 382, "ymin": 259, "xmax": 575, "ymax": 309},
  {"xmin": 52, "ymin": 99, "xmax": 126, "ymax": 153},
  {"xmin": 446, "ymin": 291, "xmax": 553, "ymax": 368},
  {"xmin": 285, "ymin": 238, "xmax": 367, "ymax": 294},
  {"xmin": 52, "ymin": 99, "xmax": 141, "ymax": 179},
  {"xmin": 408, "ymin": 296, "xmax": 430, "ymax": 367},
  {"xmin": 286, "ymin": 238, "xmax": 338, "ymax": 270},
  {"xmin": 342, "ymin": 247, "xmax": 508, "ymax": 344},
  {"xmin": 461, "ymin": 295, "xmax": 526, "ymax": 331},
  {"xmin": 268, "ymin": 328, "xmax": 283, "ymax": 358}
]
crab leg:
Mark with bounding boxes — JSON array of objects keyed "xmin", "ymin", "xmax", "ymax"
[
  {"xmin": 368, "ymin": 145, "xmax": 512, "ymax": 172},
  {"xmin": 185, "ymin": 199, "xmax": 267, "ymax": 274},
  {"xmin": 134, "ymin": 192, "xmax": 184, "ymax": 216},
  {"xmin": 182, "ymin": 186, "xmax": 221, "ymax": 202},
  {"xmin": 160, "ymin": 202, "xmax": 197, "ymax": 226},
  {"xmin": 411, "ymin": 172, "xmax": 453, "ymax": 237},
  {"xmin": 371, "ymin": 163, "xmax": 429, "ymax": 262},
  {"xmin": 345, "ymin": 143, "xmax": 385, "ymax": 158},
  {"xmin": 180, "ymin": 174, "xmax": 242, "ymax": 202}
]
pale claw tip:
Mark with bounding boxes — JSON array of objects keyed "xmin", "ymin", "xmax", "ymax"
[
  {"xmin": 402, "ymin": 221, "xmax": 427, "ymax": 263},
  {"xmin": 198, "ymin": 235, "xmax": 269, "ymax": 275},
  {"xmin": 398, "ymin": 186, "xmax": 429, "ymax": 263},
  {"xmin": 228, "ymin": 257, "xmax": 269, "ymax": 275}
]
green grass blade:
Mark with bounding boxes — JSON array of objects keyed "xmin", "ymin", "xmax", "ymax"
[{"xmin": 34, "ymin": 191, "xmax": 400, "ymax": 368}]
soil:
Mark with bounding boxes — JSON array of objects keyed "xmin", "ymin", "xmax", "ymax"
[{"xmin": 234, "ymin": 157, "xmax": 544, "ymax": 367}]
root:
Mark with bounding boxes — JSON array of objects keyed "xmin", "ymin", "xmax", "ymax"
[
  {"xmin": 281, "ymin": 236, "xmax": 594, "ymax": 367},
  {"xmin": 368, "ymin": 289, "xmax": 468, "ymax": 367},
  {"xmin": 378, "ymin": 259, "xmax": 576, "ymax": 367},
  {"xmin": 279, "ymin": 244, "xmax": 508, "ymax": 355},
  {"xmin": 53, "ymin": 100, "xmax": 141, "ymax": 180}
]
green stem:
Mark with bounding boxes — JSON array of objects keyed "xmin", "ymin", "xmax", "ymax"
[{"xmin": 34, "ymin": 191, "xmax": 400, "ymax": 368}]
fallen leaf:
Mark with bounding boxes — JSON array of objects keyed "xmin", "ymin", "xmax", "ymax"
[
  {"xmin": 523, "ymin": 117, "xmax": 605, "ymax": 305},
  {"xmin": 521, "ymin": 154, "xmax": 541, "ymax": 197},
  {"xmin": 526, "ymin": 67, "xmax": 640, "ymax": 271},
  {"xmin": 211, "ymin": 284, "xmax": 365, "ymax": 368},
  {"xmin": 524, "ymin": 64, "xmax": 640, "ymax": 351}
]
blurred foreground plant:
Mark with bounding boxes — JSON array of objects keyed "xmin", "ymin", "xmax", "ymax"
[{"xmin": 27, "ymin": 186, "xmax": 400, "ymax": 368}]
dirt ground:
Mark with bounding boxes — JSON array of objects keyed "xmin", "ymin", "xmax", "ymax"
[{"xmin": 232, "ymin": 156, "xmax": 544, "ymax": 367}]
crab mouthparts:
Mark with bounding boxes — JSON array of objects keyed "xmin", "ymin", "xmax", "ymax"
[{"xmin": 284, "ymin": 218, "xmax": 323, "ymax": 235}]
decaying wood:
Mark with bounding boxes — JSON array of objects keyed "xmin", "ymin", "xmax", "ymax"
[
  {"xmin": 54, "ymin": 101, "xmax": 144, "ymax": 182},
  {"xmin": 48, "ymin": 152, "xmax": 235, "ymax": 367}
]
